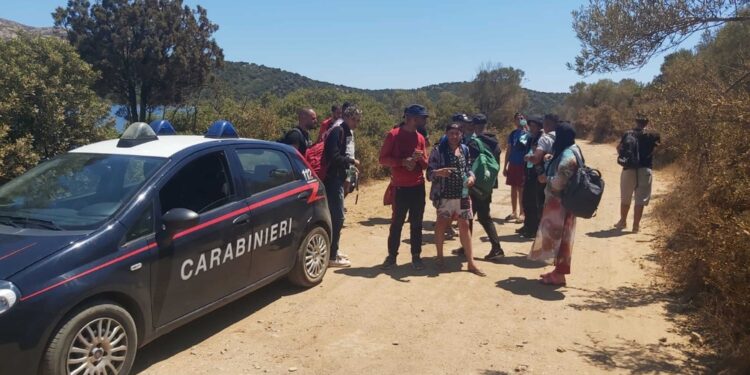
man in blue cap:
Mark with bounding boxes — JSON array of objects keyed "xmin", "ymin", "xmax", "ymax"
[{"xmin": 380, "ymin": 104, "xmax": 430, "ymax": 270}]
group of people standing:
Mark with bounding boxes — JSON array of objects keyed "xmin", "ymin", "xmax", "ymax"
[{"xmin": 281, "ymin": 102, "xmax": 660, "ymax": 286}]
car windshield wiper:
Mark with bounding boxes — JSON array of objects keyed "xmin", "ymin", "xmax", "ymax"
[{"xmin": 0, "ymin": 215, "xmax": 64, "ymax": 231}]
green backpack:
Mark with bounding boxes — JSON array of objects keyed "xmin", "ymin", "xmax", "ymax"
[{"xmin": 469, "ymin": 135, "xmax": 500, "ymax": 197}]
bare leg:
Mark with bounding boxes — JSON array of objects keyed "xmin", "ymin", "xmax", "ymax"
[
  {"xmin": 458, "ymin": 219, "xmax": 484, "ymax": 276},
  {"xmin": 434, "ymin": 217, "xmax": 450, "ymax": 266},
  {"xmin": 615, "ymin": 204, "xmax": 630, "ymax": 228},
  {"xmin": 518, "ymin": 185, "xmax": 525, "ymax": 218},
  {"xmin": 510, "ymin": 187, "xmax": 519, "ymax": 217},
  {"xmin": 633, "ymin": 205, "xmax": 644, "ymax": 232}
]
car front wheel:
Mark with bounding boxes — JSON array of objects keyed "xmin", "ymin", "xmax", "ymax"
[
  {"xmin": 42, "ymin": 302, "xmax": 138, "ymax": 375},
  {"xmin": 288, "ymin": 226, "xmax": 330, "ymax": 287}
]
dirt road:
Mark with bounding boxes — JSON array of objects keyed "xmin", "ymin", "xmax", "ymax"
[{"xmin": 133, "ymin": 142, "xmax": 704, "ymax": 374}]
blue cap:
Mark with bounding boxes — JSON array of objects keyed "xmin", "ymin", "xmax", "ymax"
[
  {"xmin": 149, "ymin": 120, "xmax": 176, "ymax": 135},
  {"xmin": 205, "ymin": 120, "xmax": 239, "ymax": 139},
  {"xmin": 404, "ymin": 104, "xmax": 429, "ymax": 117}
]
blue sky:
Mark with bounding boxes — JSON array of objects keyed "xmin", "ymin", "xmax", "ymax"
[{"xmin": 5, "ymin": 0, "xmax": 702, "ymax": 93}]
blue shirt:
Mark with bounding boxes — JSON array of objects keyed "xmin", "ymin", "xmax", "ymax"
[{"xmin": 507, "ymin": 128, "xmax": 528, "ymax": 165}]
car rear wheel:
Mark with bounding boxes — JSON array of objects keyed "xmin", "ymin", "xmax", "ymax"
[
  {"xmin": 42, "ymin": 302, "xmax": 137, "ymax": 375},
  {"xmin": 288, "ymin": 226, "xmax": 329, "ymax": 287}
]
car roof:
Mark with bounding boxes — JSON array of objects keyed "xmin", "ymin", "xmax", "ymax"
[{"xmin": 69, "ymin": 135, "xmax": 276, "ymax": 158}]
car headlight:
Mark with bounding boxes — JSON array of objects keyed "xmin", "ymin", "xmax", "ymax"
[{"xmin": 0, "ymin": 281, "xmax": 19, "ymax": 315}]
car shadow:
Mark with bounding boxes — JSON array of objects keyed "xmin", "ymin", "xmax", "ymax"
[
  {"xmin": 132, "ymin": 280, "xmax": 305, "ymax": 373},
  {"xmin": 496, "ymin": 276, "xmax": 565, "ymax": 301},
  {"xmin": 334, "ymin": 255, "xmax": 466, "ymax": 282}
]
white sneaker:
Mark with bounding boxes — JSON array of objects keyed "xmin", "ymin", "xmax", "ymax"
[
  {"xmin": 338, "ymin": 252, "xmax": 350, "ymax": 260},
  {"xmin": 329, "ymin": 255, "xmax": 351, "ymax": 268}
]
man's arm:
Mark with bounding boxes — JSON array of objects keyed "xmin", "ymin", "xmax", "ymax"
[{"xmin": 378, "ymin": 132, "xmax": 401, "ymax": 168}]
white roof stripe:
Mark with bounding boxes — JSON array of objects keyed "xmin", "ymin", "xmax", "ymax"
[{"xmin": 70, "ymin": 135, "xmax": 219, "ymax": 158}]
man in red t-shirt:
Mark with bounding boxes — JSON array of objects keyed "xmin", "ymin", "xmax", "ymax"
[
  {"xmin": 379, "ymin": 104, "xmax": 429, "ymax": 270},
  {"xmin": 316, "ymin": 104, "xmax": 344, "ymax": 143}
]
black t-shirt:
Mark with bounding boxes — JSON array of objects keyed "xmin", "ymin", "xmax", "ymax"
[
  {"xmin": 282, "ymin": 127, "xmax": 311, "ymax": 155},
  {"xmin": 622, "ymin": 129, "xmax": 661, "ymax": 168}
]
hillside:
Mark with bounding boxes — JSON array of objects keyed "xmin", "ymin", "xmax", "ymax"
[
  {"xmin": 0, "ymin": 18, "xmax": 65, "ymax": 40},
  {"xmin": 215, "ymin": 61, "xmax": 568, "ymax": 115}
]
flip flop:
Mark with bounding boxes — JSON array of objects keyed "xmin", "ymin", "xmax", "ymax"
[
  {"xmin": 504, "ymin": 214, "xmax": 516, "ymax": 221},
  {"xmin": 613, "ymin": 221, "xmax": 626, "ymax": 230},
  {"xmin": 468, "ymin": 267, "xmax": 486, "ymax": 277}
]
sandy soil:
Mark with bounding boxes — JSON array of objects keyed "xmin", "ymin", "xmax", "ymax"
[{"xmin": 133, "ymin": 141, "xmax": 706, "ymax": 374}]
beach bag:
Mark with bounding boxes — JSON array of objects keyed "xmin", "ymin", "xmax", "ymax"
[{"xmin": 562, "ymin": 148, "xmax": 604, "ymax": 219}]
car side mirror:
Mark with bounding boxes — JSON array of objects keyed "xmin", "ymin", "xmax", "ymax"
[{"xmin": 156, "ymin": 208, "xmax": 199, "ymax": 248}]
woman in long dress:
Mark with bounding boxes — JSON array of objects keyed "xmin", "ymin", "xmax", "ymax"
[{"xmin": 528, "ymin": 123, "xmax": 581, "ymax": 286}]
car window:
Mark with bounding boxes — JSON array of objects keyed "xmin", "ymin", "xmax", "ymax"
[
  {"xmin": 235, "ymin": 148, "xmax": 296, "ymax": 196},
  {"xmin": 0, "ymin": 153, "xmax": 165, "ymax": 231},
  {"xmin": 123, "ymin": 202, "xmax": 154, "ymax": 244},
  {"xmin": 159, "ymin": 151, "xmax": 234, "ymax": 215}
]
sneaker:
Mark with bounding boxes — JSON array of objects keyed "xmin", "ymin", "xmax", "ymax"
[
  {"xmin": 380, "ymin": 255, "xmax": 397, "ymax": 269},
  {"xmin": 484, "ymin": 246, "xmax": 505, "ymax": 261},
  {"xmin": 515, "ymin": 226, "xmax": 527, "ymax": 234},
  {"xmin": 412, "ymin": 257, "xmax": 425, "ymax": 270},
  {"xmin": 520, "ymin": 230, "xmax": 536, "ymax": 238},
  {"xmin": 338, "ymin": 252, "xmax": 350, "ymax": 260},
  {"xmin": 329, "ymin": 255, "xmax": 351, "ymax": 268},
  {"xmin": 451, "ymin": 248, "xmax": 465, "ymax": 256}
]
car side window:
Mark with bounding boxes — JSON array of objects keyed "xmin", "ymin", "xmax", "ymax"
[
  {"xmin": 235, "ymin": 148, "xmax": 296, "ymax": 196},
  {"xmin": 123, "ymin": 202, "xmax": 154, "ymax": 244},
  {"xmin": 159, "ymin": 151, "xmax": 234, "ymax": 215}
]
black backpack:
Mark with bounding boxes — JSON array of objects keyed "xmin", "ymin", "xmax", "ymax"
[
  {"xmin": 617, "ymin": 130, "xmax": 640, "ymax": 168},
  {"xmin": 277, "ymin": 127, "xmax": 303, "ymax": 144},
  {"xmin": 562, "ymin": 147, "xmax": 605, "ymax": 219}
]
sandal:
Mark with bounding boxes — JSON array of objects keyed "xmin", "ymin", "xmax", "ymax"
[
  {"xmin": 468, "ymin": 267, "xmax": 486, "ymax": 277},
  {"xmin": 504, "ymin": 214, "xmax": 516, "ymax": 221}
]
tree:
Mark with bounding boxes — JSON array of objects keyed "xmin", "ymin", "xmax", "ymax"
[
  {"xmin": 0, "ymin": 34, "xmax": 113, "ymax": 182},
  {"xmin": 571, "ymin": 0, "xmax": 750, "ymax": 75},
  {"xmin": 54, "ymin": 0, "xmax": 224, "ymax": 122},
  {"xmin": 470, "ymin": 63, "xmax": 527, "ymax": 129}
]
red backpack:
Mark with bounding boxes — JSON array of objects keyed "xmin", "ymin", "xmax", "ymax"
[{"xmin": 305, "ymin": 124, "xmax": 344, "ymax": 181}]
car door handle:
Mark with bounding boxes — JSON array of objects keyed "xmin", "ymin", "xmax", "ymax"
[
  {"xmin": 232, "ymin": 214, "xmax": 250, "ymax": 225},
  {"xmin": 297, "ymin": 191, "xmax": 311, "ymax": 200}
]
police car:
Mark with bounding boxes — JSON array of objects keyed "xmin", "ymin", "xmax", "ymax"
[{"xmin": 0, "ymin": 120, "xmax": 331, "ymax": 375}]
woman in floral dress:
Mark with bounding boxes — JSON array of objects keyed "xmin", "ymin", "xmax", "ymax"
[{"xmin": 528, "ymin": 123, "xmax": 581, "ymax": 286}]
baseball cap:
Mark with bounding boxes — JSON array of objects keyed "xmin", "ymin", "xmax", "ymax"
[
  {"xmin": 451, "ymin": 112, "xmax": 471, "ymax": 123},
  {"xmin": 404, "ymin": 104, "xmax": 429, "ymax": 117},
  {"xmin": 472, "ymin": 113, "xmax": 487, "ymax": 125},
  {"xmin": 445, "ymin": 123, "xmax": 461, "ymax": 132}
]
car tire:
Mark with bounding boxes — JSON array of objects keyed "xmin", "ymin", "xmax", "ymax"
[
  {"xmin": 288, "ymin": 226, "xmax": 330, "ymax": 287},
  {"xmin": 42, "ymin": 302, "xmax": 138, "ymax": 375}
]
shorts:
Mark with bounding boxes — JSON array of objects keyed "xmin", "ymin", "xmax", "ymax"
[
  {"xmin": 437, "ymin": 198, "xmax": 473, "ymax": 221},
  {"xmin": 621, "ymin": 168, "xmax": 652, "ymax": 206},
  {"xmin": 505, "ymin": 163, "xmax": 525, "ymax": 187}
]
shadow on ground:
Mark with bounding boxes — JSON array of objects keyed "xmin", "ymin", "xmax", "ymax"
[
  {"xmin": 358, "ymin": 217, "xmax": 391, "ymax": 227},
  {"xmin": 496, "ymin": 277, "xmax": 565, "ymax": 301},
  {"xmin": 586, "ymin": 228, "xmax": 631, "ymax": 238},
  {"xmin": 566, "ymin": 284, "xmax": 669, "ymax": 312},
  {"xmin": 573, "ymin": 336, "xmax": 707, "ymax": 374},
  {"xmin": 132, "ymin": 281, "xmax": 305, "ymax": 373},
  {"xmin": 334, "ymin": 255, "xmax": 467, "ymax": 282}
]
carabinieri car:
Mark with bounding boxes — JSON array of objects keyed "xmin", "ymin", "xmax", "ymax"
[{"xmin": 0, "ymin": 121, "xmax": 331, "ymax": 375}]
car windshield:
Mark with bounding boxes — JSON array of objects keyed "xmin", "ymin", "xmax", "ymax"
[{"xmin": 0, "ymin": 153, "xmax": 166, "ymax": 231}]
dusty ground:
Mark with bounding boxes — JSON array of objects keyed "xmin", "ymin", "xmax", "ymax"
[{"xmin": 133, "ymin": 142, "xmax": 707, "ymax": 374}]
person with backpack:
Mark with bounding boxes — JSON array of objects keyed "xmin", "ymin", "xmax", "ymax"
[
  {"xmin": 323, "ymin": 105, "xmax": 361, "ymax": 268},
  {"xmin": 428, "ymin": 123, "xmax": 485, "ymax": 277},
  {"xmin": 379, "ymin": 104, "xmax": 429, "ymax": 270},
  {"xmin": 463, "ymin": 114, "xmax": 504, "ymax": 260},
  {"xmin": 279, "ymin": 108, "xmax": 318, "ymax": 155},
  {"xmin": 317, "ymin": 105, "xmax": 342, "ymax": 143},
  {"xmin": 614, "ymin": 114, "xmax": 660, "ymax": 233},
  {"xmin": 528, "ymin": 122, "xmax": 581, "ymax": 286},
  {"xmin": 518, "ymin": 116, "xmax": 546, "ymax": 238},
  {"xmin": 519, "ymin": 114, "xmax": 558, "ymax": 236},
  {"xmin": 503, "ymin": 113, "xmax": 529, "ymax": 223}
]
